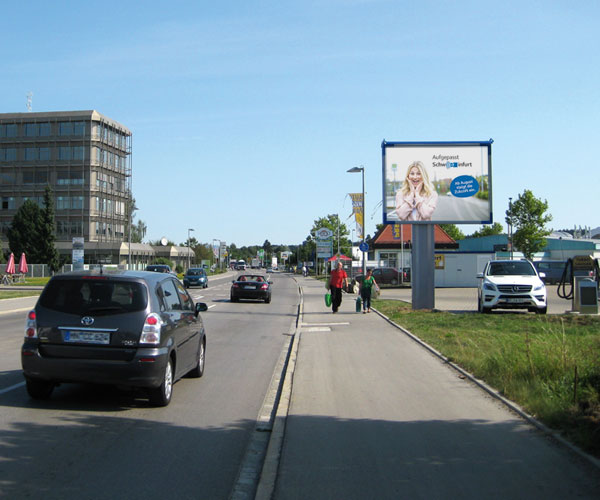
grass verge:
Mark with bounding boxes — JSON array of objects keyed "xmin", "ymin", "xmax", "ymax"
[{"xmin": 373, "ymin": 299, "xmax": 600, "ymax": 458}]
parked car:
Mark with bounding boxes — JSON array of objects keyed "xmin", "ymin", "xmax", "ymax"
[
  {"xmin": 477, "ymin": 259, "xmax": 547, "ymax": 314},
  {"xmin": 183, "ymin": 267, "xmax": 208, "ymax": 288},
  {"xmin": 145, "ymin": 264, "xmax": 172, "ymax": 273},
  {"xmin": 354, "ymin": 267, "xmax": 405, "ymax": 286},
  {"xmin": 533, "ymin": 260, "xmax": 566, "ymax": 285},
  {"xmin": 21, "ymin": 270, "xmax": 208, "ymax": 406},
  {"xmin": 230, "ymin": 274, "xmax": 272, "ymax": 303}
]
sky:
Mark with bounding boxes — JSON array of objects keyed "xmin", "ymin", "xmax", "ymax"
[{"xmin": 1, "ymin": 1, "xmax": 598, "ymax": 247}]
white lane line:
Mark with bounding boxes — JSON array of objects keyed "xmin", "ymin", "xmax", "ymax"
[
  {"xmin": 305, "ymin": 327, "xmax": 331, "ymax": 332},
  {"xmin": 207, "ymin": 305, "xmax": 217, "ymax": 309},
  {"xmin": 0, "ymin": 382, "xmax": 25, "ymax": 395},
  {"xmin": 301, "ymin": 322, "xmax": 349, "ymax": 326}
]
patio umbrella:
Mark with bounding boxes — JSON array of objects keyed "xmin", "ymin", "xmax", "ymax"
[
  {"xmin": 5, "ymin": 253, "xmax": 15, "ymax": 274},
  {"xmin": 18, "ymin": 253, "xmax": 28, "ymax": 274}
]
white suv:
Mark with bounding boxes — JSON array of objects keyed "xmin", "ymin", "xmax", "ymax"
[{"xmin": 477, "ymin": 259, "xmax": 547, "ymax": 314}]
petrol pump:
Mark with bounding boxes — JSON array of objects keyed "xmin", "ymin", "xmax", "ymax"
[{"xmin": 557, "ymin": 255, "xmax": 600, "ymax": 314}]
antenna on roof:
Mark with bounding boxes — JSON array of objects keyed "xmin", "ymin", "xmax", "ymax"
[{"xmin": 26, "ymin": 92, "xmax": 33, "ymax": 112}]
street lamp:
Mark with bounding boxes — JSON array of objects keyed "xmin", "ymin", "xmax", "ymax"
[
  {"xmin": 187, "ymin": 228, "xmax": 194, "ymax": 271},
  {"xmin": 347, "ymin": 165, "xmax": 366, "ymax": 275},
  {"xmin": 508, "ymin": 197, "xmax": 513, "ymax": 260}
]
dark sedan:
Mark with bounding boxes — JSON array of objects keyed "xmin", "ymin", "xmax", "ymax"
[{"xmin": 230, "ymin": 274, "xmax": 272, "ymax": 303}]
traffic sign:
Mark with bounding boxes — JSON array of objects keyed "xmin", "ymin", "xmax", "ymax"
[{"xmin": 359, "ymin": 241, "xmax": 369, "ymax": 252}]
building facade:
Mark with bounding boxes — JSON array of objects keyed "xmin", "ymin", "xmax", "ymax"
[{"xmin": 0, "ymin": 110, "xmax": 134, "ymax": 263}]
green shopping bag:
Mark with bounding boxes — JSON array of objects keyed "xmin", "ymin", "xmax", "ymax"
[
  {"xmin": 325, "ymin": 292, "xmax": 332, "ymax": 307},
  {"xmin": 355, "ymin": 296, "xmax": 362, "ymax": 312}
]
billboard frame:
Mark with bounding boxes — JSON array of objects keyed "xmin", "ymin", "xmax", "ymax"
[{"xmin": 382, "ymin": 140, "xmax": 493, "ymax": 226}]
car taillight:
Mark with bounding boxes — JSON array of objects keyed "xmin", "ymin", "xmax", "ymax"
[
  {"xmin": 25, "ymin": 310, "xmax": 37, "ymax": 339},
  {"xmin": 140, "ymin": 313, "xmax": 162, "ymax": 344},
  {"xmin": 232, "ymin": 283, "xmax": 239, "ymax": 288},
  {"xmin": 260, "ymin": 284, "xmax": 269, "ymax": 290}
]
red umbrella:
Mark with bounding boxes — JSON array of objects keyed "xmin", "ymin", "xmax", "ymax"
[
  {"xmin": 5, "ymin": 253, "xmax": 15, "ymax": 274},
  {"xmin": 18, "ymin": 253, "xmax": 28, "ymax": 274}
]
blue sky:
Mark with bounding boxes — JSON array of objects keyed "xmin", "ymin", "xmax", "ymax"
[{"xmin": 2, "ymin": 1, "xmax": 598, "ymax": 246}]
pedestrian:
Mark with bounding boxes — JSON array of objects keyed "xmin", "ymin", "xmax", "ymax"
[
  {"xmin": 359, "ymin": 269, "xmax": 378, "ymax": 313},
  {"xmin": 302, "ymin": 264, "xmax": 307, "ymax": 277},
  {"xmin": 329, "ymin": 260, "xmax": 348, "ymax": 313}
]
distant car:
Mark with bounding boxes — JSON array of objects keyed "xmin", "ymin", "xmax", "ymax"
[
  {"xmin": 477, "ymin": 259, "xmax": 547, "ymax": 314},
  {"xmin": 145, "ymin": 264, "xmax": 172, "ymax": 273},
  {"xmin": 533, "ymin": 260, "xmax": 566, "ymax": 285},
  {"xmin": 355, "ymin": 267, "xmax": 404, "ymax": 286},
  {"xmin": 235, "ymin": 263, "xmax": 247, "ymax": 270},
  {"xmin": 230, "ymin": 274, "xmax": 272, "ymax": 303},
  {"xmin": 21, "ymin": 270, "xmax": 208, "ymax": 406},
  {"xmin": 183, "ymin": 268, "xmax": 208, "ymax": 288},
  {"xmin": 266, "ymin": 267, "xmax": 273, "ymax": 273}
]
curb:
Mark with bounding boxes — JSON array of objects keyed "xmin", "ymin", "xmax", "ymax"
[
  {"xmin": 254, "ymin": 279, "xmax": 303, "ymax": 500},
  {"xmin": 372, "ymin": 306, "xmax": 600, "ymax": 470}
]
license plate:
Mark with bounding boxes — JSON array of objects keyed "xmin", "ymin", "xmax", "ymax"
[
  {"xmin": 64, "ymin": 330, "xmax": 110, "ymax": 344},
  {"xmin": 244, "ymin": 286, "xmax": 256, "ymax": 290},
  {"xmin": 505, "ymin": 298, "xmax": 526, "ymax": 303}
]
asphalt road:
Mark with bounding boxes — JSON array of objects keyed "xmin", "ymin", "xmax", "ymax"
[{"xmin": 0, "ymin": 271, "xmax": 299, "ymax": 499}]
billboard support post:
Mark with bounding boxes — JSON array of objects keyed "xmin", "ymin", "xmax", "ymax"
[{"xmin": 412, "ymin": 224, "xmax": 435, "ymax": 309}]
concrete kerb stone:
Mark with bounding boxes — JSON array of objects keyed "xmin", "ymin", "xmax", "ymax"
[
  {"xmin": 254, "ymin": 278, "xmax": 303, "ymax": 500},
  {"xmin": 372, "ymin": 306, "xmax": 600, "ymax": 470}
]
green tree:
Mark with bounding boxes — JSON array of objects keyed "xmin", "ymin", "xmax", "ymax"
[
  {"xmin": 506, "ymin": 190, "xmax": 552, "ymax": 259},
  {"xmin": 439, "ymin": 224, "xmax": 465, "ymax": 241},
  {"xmin": 309, "ymin": 214, "xmax": 351, "ymax": 257},
  {"xmin": 39, "ymin": 186, "xmax": 60, "ymax": 273},
  {"xmin": 7, "ymin": 200, "xmax": 43, "ymax": 262},
  {"xmin": 470, "ymin": 222, "xmax": 504, "ymax": 238}
]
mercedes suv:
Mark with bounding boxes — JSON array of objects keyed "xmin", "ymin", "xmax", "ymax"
[
  {"xmin": 22, "ymin": 270, "xmax": 208, "ymax": 406},
  {"xmin": 477, "ymin": 259, "xmax": 547, "ymax": 314}
]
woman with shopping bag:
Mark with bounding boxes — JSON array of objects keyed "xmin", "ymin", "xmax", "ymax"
[{"xmin": 359, "ymin": 269, "xmax": 378, "ymax": 313}]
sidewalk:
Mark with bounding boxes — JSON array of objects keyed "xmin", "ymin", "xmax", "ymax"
[{"xmin": 271, "ymin": 277, "xmax": 599, "ymax": 499}]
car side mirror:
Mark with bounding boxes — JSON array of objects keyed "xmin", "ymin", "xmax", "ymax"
[
  {"xmin": 195, "ymin": 302, "xmax": 208, "ymax": 316},
  {"xmin": 476, "ymin": 273, "xmax": 483, "ymax": 279},
  {"xmin": 538, "ymin": 272, "xmax": 546, "ymax": 278},
  {"xmin": 269, "ymin": 281, "xmax": 273, "ymax": 284}
]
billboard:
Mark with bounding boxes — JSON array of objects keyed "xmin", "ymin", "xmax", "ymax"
[{"xmin": 382, "ymin": 140, "xmax": 492, "ymax": 225}]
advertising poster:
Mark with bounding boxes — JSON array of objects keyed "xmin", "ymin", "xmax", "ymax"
[{"xmin": 382, "ymin": 141, "xmax": 492, "ymax": 225}]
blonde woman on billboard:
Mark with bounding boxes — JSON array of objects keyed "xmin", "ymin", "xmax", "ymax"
[{"xmin": 394, "ymin": 161, "xmax": 438, "ymax": 221}]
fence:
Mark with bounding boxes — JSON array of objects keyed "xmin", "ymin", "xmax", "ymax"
[{"xmin": 18, "ymin": 262, "xmax": 149, "ymax": 278}]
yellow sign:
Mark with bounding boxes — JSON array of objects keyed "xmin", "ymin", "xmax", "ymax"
[{"xmin": 434, "ymin": 254, "xmax": 445, "ymax": 269}]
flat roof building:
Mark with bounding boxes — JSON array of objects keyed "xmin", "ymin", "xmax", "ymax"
[{"xmin": 0, "ymin": 110, "xmax": 134, "ymax": 263}]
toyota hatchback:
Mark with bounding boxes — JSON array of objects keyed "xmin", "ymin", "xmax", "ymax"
[{"xmin": 21, "ymin": 270, "xmax": 208, "ymax": 406}]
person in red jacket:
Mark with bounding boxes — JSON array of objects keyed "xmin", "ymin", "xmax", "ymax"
[{"xmin": 329, "ymin": 260, "xmax": 348, "ymax": 313}]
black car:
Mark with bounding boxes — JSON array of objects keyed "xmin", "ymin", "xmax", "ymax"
[
  {"xmin": 230, "ymin": 274, "xmax": 272, "ymax": 303},
  {"xmin": 183, "ymin": 267, "xmax": 208, "ymax": 288},
  {"xmin": 145, "ymin": 264, "xmax": 172, "ymax": 273},
  {"xmin": 354, "ymin": 267, "xmax": 405, "ymax": 286},
  {"xmin": 21, "ymin": 270, "xmax": 208, "ymax": 406}
]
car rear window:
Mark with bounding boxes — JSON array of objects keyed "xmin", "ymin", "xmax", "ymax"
[{"xmin": 39, "ymin": 279, "xmax": 148, "ymax": 315}]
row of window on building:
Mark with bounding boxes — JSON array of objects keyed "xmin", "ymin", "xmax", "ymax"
[
  {"xmin": 0, "ymin": 169, "xmax": 126, "ymax": 192},
  {"xmin": 0, "ymin": 219, "xmax": 125, "ymax": 239},
  {"xmin": 0, "ymin": 146, "xmax": 128, "ymax": 169},
  {"xmin": 0, "ymin": 122, "xmax": 129, "ymax": 149},
  {"xmin": 1, "ymin": 195, "xmax": 125, "ymax": 215}
]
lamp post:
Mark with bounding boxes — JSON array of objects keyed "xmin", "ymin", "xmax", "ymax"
[
  {"xmin": 347, "ymin": 165, "xmax": 366, "ymax": 275},
  {"xmin": 508, "ymin": 197, "xmax": 513, "ymax": 260},
  {"xmin": 187, "ymin": 228, "xmax": 194, "ymax": 271}
]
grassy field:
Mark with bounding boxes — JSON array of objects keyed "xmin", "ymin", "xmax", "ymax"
[{"xmin": 373, "ymin": 299, "xmax": 600, "ymax": 457}]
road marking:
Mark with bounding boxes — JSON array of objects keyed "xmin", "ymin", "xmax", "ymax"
[
  {"xmin": 0, "ymin": 382, "xmax": 25, "ymax": 395},
  {"xmin": 301, "ymin": 322, "xmax": 349, "ymax": 326},
  {"xmin": 305, "ymin": 327, "xmax": 331, "ymax": 332},
  {"xmin": 207, "ymin": 305, "xmax": 217, "ymax": 309}
]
